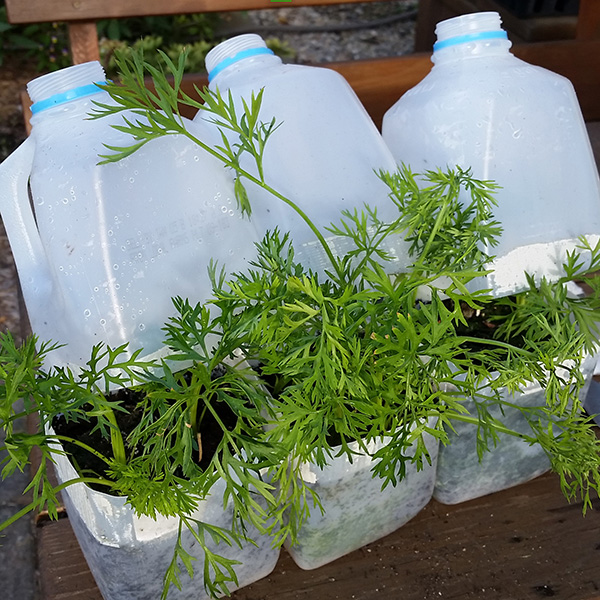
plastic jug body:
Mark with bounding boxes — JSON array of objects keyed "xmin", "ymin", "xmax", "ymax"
[
  {"xmin": 1, "ymin": 62, "xmax": 260, "ymax": 369},
  {"xmin": 382, "ymin": 12, "xmax": 600, "ymax": 295},
  {"xmin": 200, "ymin": 35, "xmax": 409, "ymax": 276}
]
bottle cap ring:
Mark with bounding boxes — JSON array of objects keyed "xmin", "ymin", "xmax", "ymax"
[
  {"xmin": 31, "ymin": 81, "xmax": 108, "ymax": 115},
  {"xmin": 434, "ymin": 30, "xmax": 507, "ymax": 52},
  {"xmin": 209, "ymin": 47, "xmax": 274, "ymax": 82}
]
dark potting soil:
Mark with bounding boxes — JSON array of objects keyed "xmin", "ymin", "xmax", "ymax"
[
  {"xmin": 51, "ymin": 365, "xmax": 239, "ymax": 489},
  {"xmin": 449, "ymin": 297, "xmax": 526, "ymax": 352}
]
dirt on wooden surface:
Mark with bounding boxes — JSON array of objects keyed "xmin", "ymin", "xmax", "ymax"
[{"xmin": 37, "ymin": 469, "xmax": 600, "ymax": 600}]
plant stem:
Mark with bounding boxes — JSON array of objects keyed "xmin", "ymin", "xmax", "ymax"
[
  {"xmin": 177, "ymin": 126, "xmax": 345, "ymax": 281},
  {"xmin": 51, "ymin": 435, "xmax": 115, "ymax": 465},
  {"xmin": 447, "ymin": 413, "xmax": 527, "ymax": 440},
  {"xmin": 104, "ymin": 410, "xmax": 127, "ymax": 465}
]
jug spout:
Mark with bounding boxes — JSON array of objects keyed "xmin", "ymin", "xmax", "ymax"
[{"xmin": 0, "ymin": 138, "xmax": 54, "ymax": 326}]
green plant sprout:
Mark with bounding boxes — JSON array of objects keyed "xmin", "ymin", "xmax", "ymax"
[
  {"xmin": 1, "ymin": 46, "xmax": 600, "ymax": 599},
  {"xmin": 94, "ymin": 42, "xmax": 600, "ymax": 532}
]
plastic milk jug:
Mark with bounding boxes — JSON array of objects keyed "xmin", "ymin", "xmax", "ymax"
[
  {"xmin": 0, "ymin": 62, "xmax": 260, "ymax": 370},
  {"xmin": 382, "ymin": 12, "xmax": 600, "ymax": 296},
  {"xmin": 197, "ymin": 34, "xmax": 409, "ymax": 277}
]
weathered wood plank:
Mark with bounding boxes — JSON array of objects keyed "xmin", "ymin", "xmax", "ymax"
[
  {"xmin": 68, "ymin": 21, "xmax": 101, "ymax": 65},
  {"xmin": 5, "ymin": 0, "xmax": 397, "ymax": 24},
  {"xmin": 37, "ymin": 471, "xmax": 600, "ymax": 600},
  {"xmin": 175, "ymin": 40, "xmax": 600, "ymax": 128},
  {"xmin": 577, "ymin": 0, "xmax": 600, "ymax": 40}
]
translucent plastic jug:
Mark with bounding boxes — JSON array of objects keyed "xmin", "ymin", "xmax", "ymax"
[
  {"xmin": 382, "ymin": 12, "xmax": 600, "ymax": 296},
  {"xmin": 0, "ymin": 62, "xmax": 260, "ymax": 370},
  {"xmin": 198, "ymin": 34, "xmax": 409, "ymax": 277}
]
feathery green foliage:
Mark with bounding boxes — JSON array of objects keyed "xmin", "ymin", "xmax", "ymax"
[{"xmin": 1, "ymin": 47, "xmax": 600, "ymax": 598}]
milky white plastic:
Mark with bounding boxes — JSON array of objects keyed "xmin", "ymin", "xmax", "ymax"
[
  {"xmin": 284, "ymin": 419, "xmax": 439, "ymax": 570},
  {"xmin": 434, "ymin": 354, "xmax": 596, "ymax": 504},
  {"xmin": 382, "ymin": 12, "xmax": 600, "ymax": 296},
  {"xmin": 50, "ymin": 431, "xmax": 280, "ymax": 600},
  {"xmin": 199, "ymin": 34, "xmax": 410, "ymax": 277},
  {"xmin": 0, "ymin": 62, "xmax": 260, "ymax": 370}
]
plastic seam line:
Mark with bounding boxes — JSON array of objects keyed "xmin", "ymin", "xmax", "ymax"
[
  {"xmin": 208, "ymin": 47, "xmax": 275, "ymax": 82},
  {"xmin": 433, "ymin": 30, "xmax": 508, "ymax": 52},
  {"xmin": 30, "ymin": 81, "xmax": 108, "ymax": 114}
]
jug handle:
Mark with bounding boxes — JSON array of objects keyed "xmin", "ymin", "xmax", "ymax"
[{"xmin": 0, "ymin": 137, "xmax": 53, "ymax": 307}]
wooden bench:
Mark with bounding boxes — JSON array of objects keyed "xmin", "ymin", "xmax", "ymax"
[{"xmin": 5, "ymin": 0, "xmax": 600, "ymax": 130}]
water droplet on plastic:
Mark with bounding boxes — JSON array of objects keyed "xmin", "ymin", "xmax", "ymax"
[
  {"xmin": 221, "ymin": 206, "xmax": 228, "ymax": 213},
  {"xmin": 138, "ymin": 323, "xmax": 146, "ymax": 331},
  {"xmin": 100, "ymin": 318, "xmax": 106, "ymax": 326},
  {"xmin": 83, "ymin": 309, "xmax": 91, "ymax": 318},
  {"xmin": 113, "ymin": 264, "xmax": 119, "ymax": 270}
]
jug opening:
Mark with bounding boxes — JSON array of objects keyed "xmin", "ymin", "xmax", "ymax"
[
  {"xmin": 434, "ymin": 12, "xmax": 508, "ymax": 52},
  {"xmin": 206, "ymin": 34, "xmax": 275, "ymax": 82},
  {"xmin": 28, "ymin": 61, "xmax": 106, "ymax": 103}
]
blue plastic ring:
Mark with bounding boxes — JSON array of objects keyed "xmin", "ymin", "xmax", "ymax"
[
  {"xmin": 208, "ymin": 47, "xmax": 274, "ymax": 82},
  {"xmin": 30, "ymin": 81, "xmax": 107, "ymax": 115},
  {"xmin": 433, "ymin": 30, "xmax": 507, "ymax": 52}
]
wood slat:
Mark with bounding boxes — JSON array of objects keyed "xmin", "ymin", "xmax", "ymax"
[
  {"xmin": 68, "ymin": 21, "xmax": 101, "ymax": 64},
  {"xmin": 24, "ymin": 39, "xmax": 600, "ymax": 132},
  {"xmin": 38, "ymin": 471, "xmax": 600, "ymax": 600},
  {"xmin": 174, "ymin": 39, "xmax": 600, "ymax": 128},
  {"xmin": 5, "ymin": 0, "xmax": 397, "ymax": 25},
  {"xmin": 577, "ymin": 0, "xmax": 600, "ymax": 40},
  {"xmin": 332, "ymin": 39, "xmax": 600, "ymax": 125}
]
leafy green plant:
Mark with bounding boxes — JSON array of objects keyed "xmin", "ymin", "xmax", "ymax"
[
  {"xmin": 2, "ymin": 45, "xmax": 600, "ymax": 600},
  {"xmin": 101, "ymin": 34, "xmax": 295, "ymax": 78},
  {"xmin": 93, "ymin": 48, "xmax": 600, "ymax": 507},
  {"xmin": 0, "ymin": 320, "xmax": 289, "ymax": 598}
]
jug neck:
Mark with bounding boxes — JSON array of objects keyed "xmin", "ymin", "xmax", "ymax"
[
  {"xmin": 28, "ymin": 61, "xmax": 108, "ymax": 122},
  {"xmin": 432, "ymin": 11, "xmax": 512, "ymax": 64},
  {"xmin": 206, "ymin": 34, "xmax": 281, "ymax": 84}
]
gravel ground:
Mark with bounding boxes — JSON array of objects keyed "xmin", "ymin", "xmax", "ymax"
[{"xmin": 228, "ymin": 0, "xmax": 419, "ymax": 63}]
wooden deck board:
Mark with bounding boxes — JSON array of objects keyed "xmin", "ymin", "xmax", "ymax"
[{"xmin": 37, "ymin": 470, "xmax": 600, "ymax": 600}]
